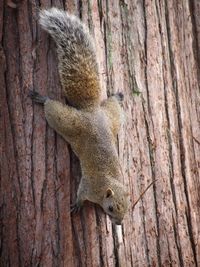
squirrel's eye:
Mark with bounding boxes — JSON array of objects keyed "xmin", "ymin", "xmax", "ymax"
[{"xmin": 108, "ymin": 206, "xmax": 113, "ymax": 212}]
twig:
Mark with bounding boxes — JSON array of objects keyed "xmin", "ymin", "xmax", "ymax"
[
  {"xmin": 193, "ymin": 136, "xmax": 200, "ymax": 146},
  {"xmin": 132, "ymin": 179, "xmax": 157, "ymax": 210}
]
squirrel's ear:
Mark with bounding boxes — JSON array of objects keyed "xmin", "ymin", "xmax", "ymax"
[{"xmin": 106, "ymin": 188, "xmax": 114, "ymax": 198}]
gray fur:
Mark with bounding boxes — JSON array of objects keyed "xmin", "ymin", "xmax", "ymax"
[
  {"xmin": 39, "ymin": 8, "xmax": 96, "ymax": 66},
  {"xmin": 39, "ymin": 8, "xmax": 100, "ymax": 109}
]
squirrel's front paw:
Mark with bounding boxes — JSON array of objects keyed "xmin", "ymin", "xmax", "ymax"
[
  {"xmin": 28, "ymin": 90, "xmax": 49, "ymax": 104},
  {"xmin": 70, "ymin": 202, "xmax": 82, "ymax": 213}
]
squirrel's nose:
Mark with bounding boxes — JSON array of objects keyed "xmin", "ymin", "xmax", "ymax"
[{"xmin": 111, "ymin": 218, "xmax": 122, "ymax": 225}]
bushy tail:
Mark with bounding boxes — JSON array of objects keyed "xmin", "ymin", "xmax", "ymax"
[{"xmin": 39, "ymin": 8, "xmax": 101, "ymax": 109}]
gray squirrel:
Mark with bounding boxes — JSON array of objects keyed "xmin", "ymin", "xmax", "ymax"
[{"xmin": 29, "ymin": 8, "xmax": 129, "ymax": 225}]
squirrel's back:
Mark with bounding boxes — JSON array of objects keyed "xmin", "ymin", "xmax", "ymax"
[{"xmin": 39, "ymin": 8, "xmax": 101, "ymax": 109}]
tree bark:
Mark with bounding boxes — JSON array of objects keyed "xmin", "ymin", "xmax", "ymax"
[{"xmin": 0, "ymin": 1, "xmax": 199, "ymax": 267}]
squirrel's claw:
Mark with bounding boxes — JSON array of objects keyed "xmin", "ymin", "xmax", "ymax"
[
  {"xmin": 111, "ymin": 92, "xmax": 124, "ymax": 102},
  {"xmin": 70, "ymin": 203, "xmax": 81, "ymax": 214},
  {"xmin": 117, "ymin": 92, "xmax": 124, "ymax": 101},
  {"xmin": 28, "ymin": 90, "xmax": 48, "ymax": 104}
]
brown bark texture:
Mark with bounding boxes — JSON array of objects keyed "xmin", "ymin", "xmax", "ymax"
[{"xmin": 0, "ymin": 0, "xmax": 200, "ymax": 266}]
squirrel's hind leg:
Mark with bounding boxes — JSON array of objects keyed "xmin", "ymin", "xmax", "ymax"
[
  {"xmin": 29, "ymin": 90, "xmax": 49, "ymax": 104},
  {"xmin": 44, "ymin": 100, "xmax": 83, "ymax": 139},
  {"xmin": 101, "ymin": 94, "xmax": 124, "ymax": 137}
]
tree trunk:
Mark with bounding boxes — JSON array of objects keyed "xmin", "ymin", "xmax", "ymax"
[{"xmin": 0, "ymin": 1, "xmax": 199, "ymax": 266}]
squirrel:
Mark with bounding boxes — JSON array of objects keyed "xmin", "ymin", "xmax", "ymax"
[{"xmin": 29, "ymin": 7, "xmax": 129, "ymax": 225}]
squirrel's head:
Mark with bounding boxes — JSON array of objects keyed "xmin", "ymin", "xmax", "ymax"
[{"xmin": 102, "ymin": 188, "xmax": 129, "ymax": 225}]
